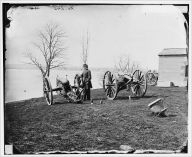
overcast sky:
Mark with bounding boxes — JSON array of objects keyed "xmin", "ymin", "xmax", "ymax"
[{"xmin": 6, "ymin": 5, "xmax": 187, "ymax": 70}]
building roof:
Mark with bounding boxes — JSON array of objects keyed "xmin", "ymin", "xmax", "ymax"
[{"xmin": 158, "ymin": 48, "xmax": 187, "ymax": 56}]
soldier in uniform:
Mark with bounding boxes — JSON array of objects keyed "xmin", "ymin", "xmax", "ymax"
[{"xmin": 81, "ymin": 64, "xmax": 92, "ymax": 101}]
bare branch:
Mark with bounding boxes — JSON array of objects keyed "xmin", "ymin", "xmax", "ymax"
[
  {"xmin": 115, "ymin": 54, "xmax": 139, "ymax": 74},
  {"xmin": 25, "ymin": 23, "xmax": 67, "ymax": 77}
]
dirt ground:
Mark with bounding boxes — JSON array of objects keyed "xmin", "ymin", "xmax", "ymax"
[{"xmin": 5, "ymin": 86, "xmax": 188, "ymax": 154}]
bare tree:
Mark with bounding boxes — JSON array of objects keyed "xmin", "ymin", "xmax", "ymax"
[
  {"xmin": 114, "ymin": 54, "xmax": 139, "ymax": 74},
  {"xmin": 81, "ymin": 30, "xmax": 89, "ymax": 64},
  {"xmin": 25, "ymin": 23, "xmax": 67, "ymax": 77}
]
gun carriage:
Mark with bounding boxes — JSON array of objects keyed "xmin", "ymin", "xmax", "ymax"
[
  {"xmin": 43, "ymin": 75, "xmax": 84, "ymax": 105},
  {"xmin": 103, "ymin": 70, "xmax": 147, "ymax": 100}
]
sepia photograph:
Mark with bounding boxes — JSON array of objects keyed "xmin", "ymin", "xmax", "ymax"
[{"xmin": 1, "ymin": 1, "xmax": 191, "ymax": 156}]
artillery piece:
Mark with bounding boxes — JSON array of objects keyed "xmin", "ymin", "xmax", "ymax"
[
  {"xmin": 43, "ymin": 75, "xmax": 84, "ymax": 105},
  {"xmin": 103, "ymin": 70, "xmax": 147, "ymax": 100}
]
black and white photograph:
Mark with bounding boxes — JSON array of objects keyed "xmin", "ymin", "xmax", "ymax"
[{"xmin": 1, "ymin": 1, "xmax": 191, "ymax": 156}]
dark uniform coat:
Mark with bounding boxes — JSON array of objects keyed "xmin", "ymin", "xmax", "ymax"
[
  {"xmin": 81, "ymin": 69, "xmax": 92, "ymax": 89},
  {"xmin": 81, "ymin": 69, "xmax": 92, "ymax": 100}
]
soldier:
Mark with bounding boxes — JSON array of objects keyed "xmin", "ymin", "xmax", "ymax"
[{"xmin": 81, "ymin": 64, "xmax": 92, "ymax": 101}]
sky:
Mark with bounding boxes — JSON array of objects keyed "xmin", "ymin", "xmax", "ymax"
[{"xmin": 6, "ymin": 5, "xmax": 187, "ymax": 70}]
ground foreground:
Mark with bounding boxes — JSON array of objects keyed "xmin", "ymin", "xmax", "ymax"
[{"xmin": 5, "ymin": 86, "xmax": 188, "ymax": 154}]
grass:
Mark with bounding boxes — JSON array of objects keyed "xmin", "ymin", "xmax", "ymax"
[{"xmin": 5, "ymin": 86, "xmax": 188, "ymax": 154}]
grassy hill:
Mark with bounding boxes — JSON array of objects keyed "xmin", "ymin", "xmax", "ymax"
[{"xmin": 5, "ymin": 86, "xmax": 188, "ymax": 154}]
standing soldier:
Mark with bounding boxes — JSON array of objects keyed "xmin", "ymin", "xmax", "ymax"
[{"xmin": 81, "ymin": 64, "xmax": 92, "ymax": 101}]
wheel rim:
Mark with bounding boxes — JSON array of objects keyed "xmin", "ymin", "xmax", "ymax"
[
  {"xmin": 43, "ymin": 77, "xmax": 53, "ymax": 105},
  {"xmin": 103, "ymin": 71, "xmax": 117, "ymax": 100},
  {"xmin": 103, "ymin": 71, "xmax": 110, "ymax": 91},
  {"xmin": 67, "ymin": 91, "xmax": 78, "ymax": 102},
  {"xmin": 131, "ymin": 70, "xmax": 147, "ymax": 97},
  {"xmin": 79, "ymin": 88, "xmax": 85, "ymax": 102},
  {"xmin": 72, "ymin": 87, "xmax": 84, "ymax": 103}
]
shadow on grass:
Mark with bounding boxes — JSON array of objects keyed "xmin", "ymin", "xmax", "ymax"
[
  {"xmin": 91, "ymin": 93, "xmax": 164, "ymax": 101},
  {"xmin": 166, "ymin": 114, "xmax": 177, "ymax": 117},
  {"xmin": 53, "ymin": 100, "xmax": 69, "ymax": 105},
  {"xmin": 54, "ymin": 100, "xmax": 93, "ymax": 105},
  {"xmin": 147, "ymin": 112, "xmax": 177, "ymax": 118},
  {"xmin": 116, "ymin": 94, "xmax": 158, "ymax": 100},
  {"xmin": 141, "ymin": 95, "xmax": 159, "ymax": 99},
  {"xmin": 92, "ymin": 98, "xmax": 106, "ymax": 101},
  {"xmin": 147, "ymin": 113, "xmax": 167, "ymax": 118}
]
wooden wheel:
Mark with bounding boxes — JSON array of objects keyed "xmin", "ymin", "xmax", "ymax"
[
  {"xmin": 131, "ymin": 70, "xmax": 147, "ymax": 97},
  {"xmin": 72, "ymin": 87, "xmax": 84, "ymax": 103},
  {"xmin": 103, "ymin": 71, "xmax": 118, "ymax": 100},
  {"xmin": 67, "ymin": 91, "xmax": 78, "ymax": 103},
  {"xmin": 103, "ymin": 71, "xmax": 110, "ymax": 91},
  {"xmin": 43, "ymin": 77, "xmax": 53, "ymax": 105},
  {"xmin": 146, "ymin": 71, "xmax": 158, "ymax": 86},
  {"xmin": 78, "ymin": 88, "xmax": 85, "ymax": 103}
]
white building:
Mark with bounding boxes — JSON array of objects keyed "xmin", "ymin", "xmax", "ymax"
[{"xmin": 157, "ymin": 48, "xmax": 187, "ymax": 87}]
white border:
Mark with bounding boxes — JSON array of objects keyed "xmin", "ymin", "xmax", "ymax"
[
  {"xmin": 0, "ymin": 1, "xmax": 4, "ymax": 157},
  {"xmin": 0, "ymin": 1, "xmax": 191, "ymax": 157},
  {"xmin": 0, "ymin": 0, "xmax": 191, "ymax": 4},
  {"xmin": 187, "ymin": 1, "xmax": 192, "ymax": 156}
]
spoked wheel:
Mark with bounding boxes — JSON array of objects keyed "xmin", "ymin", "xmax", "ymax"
[
  {"xmin": 43, "ymin": 77, "xmax": 53, "ymax": 105},
  {"xmin": 67, "ymin": 91, "xmax": 78, "ymax": 103},
  {"xmin": 72, "ymin": 87, "xmax": 84, "ymax": 103},
  {"xmin": 131, "ymin": 70, "xmax": 147, "ymax": 97},
  {"xmin": 146, "ymin": 71, "xmax": 158, "ymax": 86},
  {"xmin": 103, "ymin": 71, "xmax": 118, "ymax": 100}
]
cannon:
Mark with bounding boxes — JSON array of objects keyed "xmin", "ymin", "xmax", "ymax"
[
  {"xmin": 103, "ymin": 70, "xmax": 147, "ymax": 100},
  {"xmin": 43, "ymin": 75, "xmax": 84, "ymax": 105}
]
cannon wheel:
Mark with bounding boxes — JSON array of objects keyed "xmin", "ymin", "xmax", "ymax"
[
  {"xmin": 131, "ymin": 70, "xmax": 147, "ymax": 97},
  {"xmin": 43, "ymin": 77, "xmax": 53, "ymax": 105},
  {"xmin": 103, "ymin": 71, "xmax": 118, "ymax": 100},
  {"xmin": 72, "ymin": 87, "xmax": 85, "ymax": 103},
  {"xmin": 146, "ymin": 71, "xmax": 158, "ymax": 86}
]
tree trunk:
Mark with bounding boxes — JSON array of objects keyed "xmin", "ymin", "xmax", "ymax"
[{"xmin": 42, "ymin": 73, "xmax": 45, "ymax": 97}]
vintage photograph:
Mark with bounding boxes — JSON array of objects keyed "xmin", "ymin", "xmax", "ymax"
[{"xmin": 2, "ymin": 1, "xmax": 190, "ymax": 155}]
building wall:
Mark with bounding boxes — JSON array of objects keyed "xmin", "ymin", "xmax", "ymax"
[{"xmin": 157, "ymin": 55, "xmax": 187, "ymax": 87}]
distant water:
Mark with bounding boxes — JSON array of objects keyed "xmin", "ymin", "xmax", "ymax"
[{"xmin": 5, "ymin": 69, "xmax": 106, "ymax": 103}]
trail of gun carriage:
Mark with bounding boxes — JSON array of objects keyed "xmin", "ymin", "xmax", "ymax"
[{"xmin": 5, "ymin": 68, "xmax": 188, "ymax": 154}]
